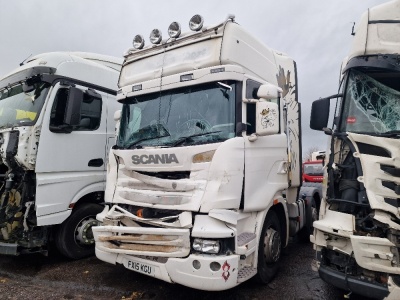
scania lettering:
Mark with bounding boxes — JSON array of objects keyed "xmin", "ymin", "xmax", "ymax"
[
  {"xmin": 310, "ymin": 1, "xmax": 400, "ymax": 298},
  {"xmin": 94, "ymin": 15, "xmax": 313, "ymax": 291},
  {"xmin": 0, "ymin": 52, "xmax": 122, "ymax": 259},
  {"xmin": 132, "ymin": 154, "xmax": 179, "ymax": 165}
]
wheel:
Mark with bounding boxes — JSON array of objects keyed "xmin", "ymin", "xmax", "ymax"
[
  {"xmin": 298, "ymin": 197, "xmax": 318, "ymax": 242},
  {"xmin": 255, "ymin": 210, "xmax": 282, "ymax": 284},
  {"xmin": 55, "ymin": 203, "xmax": 103, "ymax": 259}
]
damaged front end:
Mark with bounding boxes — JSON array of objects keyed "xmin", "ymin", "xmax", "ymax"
[
  {"xmin": 0, "ymin": 129, "xmax": 47, "ymax": 255},
  {"xmin": 313, "ymin": 132, "xmax": 400, "ymax": 298},
  {"xmin": 311, "ymin": 56, "xmax": 400, "ymax": 299}
]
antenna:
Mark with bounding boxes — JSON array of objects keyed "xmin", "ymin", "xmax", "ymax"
[
  {"xmin": 351, "ymin": 22, "xmax": 355, "ymax": 36},
  {"xmin": 19, "ymin": 54, "xmax": 32, "ymax": 66}
]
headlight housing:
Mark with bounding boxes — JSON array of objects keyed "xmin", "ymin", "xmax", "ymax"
[
  {"xmin": 192, "ymin": 238, "xmax": 220, "ymax": 254},
  {"xmin": 192, "ymin": 150, "xmax": 215, "ymax": 163}
]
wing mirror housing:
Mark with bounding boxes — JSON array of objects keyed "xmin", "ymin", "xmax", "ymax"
[
  {"xmin": 114, "ymin": 110, "xmax": 122, "ymax": 121},
  {"xmin": 257, "ymin": 83, "xmax": 282, "ymax": 100},
  {"xmin": 310, "ymin": 94, "xmax": 343, "ymax": 132},
  {"xmin": 248, "ymin": 101, "xmax": 280, "ymax": 141}
]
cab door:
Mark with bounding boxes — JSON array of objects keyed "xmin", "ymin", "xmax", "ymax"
[{"xmin": 35, "ymin": 82, "xmax": 108, "ymax": 218}]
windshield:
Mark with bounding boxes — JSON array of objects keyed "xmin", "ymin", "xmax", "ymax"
[
  {"xmin": 117, "ymin": 81, "xmax": 236, "ymax": 148},
  {"xmin": 303, "ymin": 162, "xmax": 323, "ymax": 175},
  {"xmin": 340, "ymin": 69, "xmax": 400, "ymax": 134},
  {"xmin": 0, "ymin": 82, "xmax": 50, "ymax": 129}
]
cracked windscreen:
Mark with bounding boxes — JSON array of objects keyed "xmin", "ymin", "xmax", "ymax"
[
  {"xmin": 340, "ymin": 69, "xmax": 400, "ymax": 134},
  {"xmin": 117, "ymin": 81, "xmax": 236, "ymax": 148},
  {"xmin": 0, "ymin": 82, "xmax": 50, "ymax": 129}
]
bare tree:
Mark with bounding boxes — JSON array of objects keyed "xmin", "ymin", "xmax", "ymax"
[{"xmin": 303, "ymin": 146, "xmax": 320, "ymax": 162}]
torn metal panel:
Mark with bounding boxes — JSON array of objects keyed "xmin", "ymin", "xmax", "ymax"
[
  {"xmin": 348, "ymin": 132, "xmax": 400, "ymax": 218},
  {"xmin": 192, "ymin": 215, "xmax": 235, "ymax": 238},
  {"xmin": 313, "ymin": 209, "xmax": 355, "ymax": 237},
  {"xmin": 103, "ymin": 205, "xmax": 192, "ymax": 229},
  {"xmin": 350, "ymin": 235, "xmax": 400, "ymax": 274},
  {"xmin": 93, "ymin": 225, "xmax": 190, "ymax": 258}
]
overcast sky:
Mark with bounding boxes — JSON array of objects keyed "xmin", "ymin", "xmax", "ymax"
[{"xmin": 0, "ymin": 0, "xmax": 388, "ymax": 156}]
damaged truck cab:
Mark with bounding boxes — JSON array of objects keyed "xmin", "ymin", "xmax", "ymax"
[
  {"xmin": 94, "ymin": 15, "xmax": 312, "ymax": 291},
  {"xmin": 310, "ymin": 1, "xmax": 400, "ymax": 298},
  {"xmin": 0, "ymin": 52, "xmax": 121, "ymax": 258}
]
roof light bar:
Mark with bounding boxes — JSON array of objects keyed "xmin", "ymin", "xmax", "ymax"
[
  {"xmin": 150, "ymin": 29, "xmax": 162, "ymax": 44},
  {"xmin": 189, "ymin": 14, "xmax": 204, "ymax": 31},
  {"xmin": 168, "ymin": 22, "xmax": 181, "ymax": 38},
  {"xmin": 132, "ymin": 35, "xmax": 145, "ymax": 49}
]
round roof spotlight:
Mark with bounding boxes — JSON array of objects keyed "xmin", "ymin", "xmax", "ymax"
[
  {"xmin": 132, "ymin": 35, "xmax": 145, "ymax": 49},
  {"xmin": 168, "ymin": 21, "xmax": 181, "ymax": 38},
  {"xmin": 150, "ymin": 29, "xmax": 162, "ymax": 44},
  {"xmin": 189, "ymin": 14, "xmax": 204, "ymax": 31}
]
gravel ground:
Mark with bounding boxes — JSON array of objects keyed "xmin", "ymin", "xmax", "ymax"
[{"xmin": 0, "ymin": 241, "xmax": 371, "ymax": 300}]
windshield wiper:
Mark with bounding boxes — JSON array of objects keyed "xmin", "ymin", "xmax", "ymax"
[
  {"xmin": 381, "ymin": 130, "xmax": 400, "ymax": 137},
  {"xmin": 171, "ymin": 131, "xmax": 222, "ymax": 147},
  {"xmin": 352, "ymin": 130, "xmax": 400, "ymax": 138},
  {"xmin": 127, "ymin": 135, "xmax": 169, "ymax": 149},
  {"xmin": 125, "ymin": 123, "xmax": 171, "ymax": 149}
]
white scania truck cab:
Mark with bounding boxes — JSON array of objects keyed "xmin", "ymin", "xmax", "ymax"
[
  {"xmin": 310, "ymin": 1, "xmax": 400, "ymax": 298},
  {"xmin": 94, "ymin": 15, "xmax": 311, "ymax": 291},
  {"xmin": 0, "ymin": 52, "xmax": 122, "ymax": 259}
]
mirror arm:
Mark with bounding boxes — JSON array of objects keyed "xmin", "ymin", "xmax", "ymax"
[{"xmin": 323, "ymin": 127, "xmax": 333, "ymax": 135}]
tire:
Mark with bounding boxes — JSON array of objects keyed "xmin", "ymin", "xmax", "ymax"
[
  {"xmin": 55, "ymin": 203, "xmax": 103, "ymax": 259},
  {"xmin": 298, "ymin": 197, "xmax": 318, "ymax": 243},
  {"xmin": 255, "ymin": 210, "xmax": 282, "ymax": 284}
]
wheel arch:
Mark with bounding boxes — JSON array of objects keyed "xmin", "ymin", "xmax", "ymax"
[{"xmin": 69, "ymin": 182, "xmax": 105, "ymax": 210}]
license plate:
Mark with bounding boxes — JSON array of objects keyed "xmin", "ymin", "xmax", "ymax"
[{"xmin": 125, "ymin": 259, "xmax": 154, "ymax": 276}]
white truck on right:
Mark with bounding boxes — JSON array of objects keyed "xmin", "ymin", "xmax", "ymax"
[{"xmin": 310, "ymin": 0, "xmax": 400, "ymax": 299}]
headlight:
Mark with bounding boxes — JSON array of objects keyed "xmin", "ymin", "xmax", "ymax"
[
  {"xmin": 189, "ymin": 14, "xmax": 204, "ymax": 31},
  {"xmin": 168, "ymin": 21, "xmax": 181, "ymax": 38},
  {"xmin": 132, "ymin": 34, "xmax": 145, "ymax": 49},
  {"xmin": 150, "ymin": 29, "xmax": 162, "ymax": 44},
  {"xmin": 192, "ymin": 238, "xmax": 220, "ymax": 254}
]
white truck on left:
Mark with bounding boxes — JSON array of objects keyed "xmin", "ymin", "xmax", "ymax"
[{"xmin": 0, "ymin": 52, "xmax": 122, "ymax": 259}]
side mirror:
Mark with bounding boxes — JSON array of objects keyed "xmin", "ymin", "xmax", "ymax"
[
  {"xmin": 310, "ymin": 98, "xmax": 331, "ymax": 131},
  {"xmin": 64, "ymin": 87, "xmax": 83, "ymax": 126},
  {"xmin": 257, "ymin": 83, "xmax": 282, "ymax": 100},
  {"xmin": 310, "ymin": 94, "xmax": 343, "ymax": 131},
  {"xmin": 255, "ymin": 101, "xmax": 279, "ymax": 136}
]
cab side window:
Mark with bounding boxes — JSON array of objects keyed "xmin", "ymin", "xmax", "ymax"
[
  {"xmin": 246, "ymin": 80, "xmax": 262, "ymax": 135},
  {"xmin": 50, "ymin": 88, "xmax": 102, "ymax": 131}
]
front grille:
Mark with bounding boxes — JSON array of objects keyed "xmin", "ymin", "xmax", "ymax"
[{"xmin": 356, "ymin": 142, "xmax": 391, "ymax": 158}]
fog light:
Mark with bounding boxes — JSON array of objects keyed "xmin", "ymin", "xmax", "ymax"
[
  {"xmin": 189, "ymin": 14, "xmax": 204, "ymax": 31},
  {"xmin": 210, "ymin": 262, "xmax": 221, "ymax": 271},
  {"xmin": 133, "ymin": 35, "xmax": 145, "ymax": 49},
  {"xmin": 193, "ymin": 260, "xmax": 201, "ymax": 270},
  {"xmin": 150, "ymin": 29, "xmax": 162, "ymax": 44},
  {"xmin": 168, "ymin": 21, "xmax": 181, "ymax": 38},
  {"xmin": 192, "ymin": 238, "xmax": 220, "ymax": 254}
]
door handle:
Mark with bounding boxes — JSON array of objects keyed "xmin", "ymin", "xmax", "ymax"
[{"xmin": 88, "ymin": 158, "xmax": 104, "ymax": 167}]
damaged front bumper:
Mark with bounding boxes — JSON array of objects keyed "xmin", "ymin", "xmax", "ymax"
[
  {"xmin": 93, "ymin": 205, "xmax": 241, "ymax": 290},
  {"xmin": 312, "ymin": 210, "xmax": 400, "ymax": 299},
  {"xmin": 95, "ymin": 247, "xmax": 240, "ymax": 290}
]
